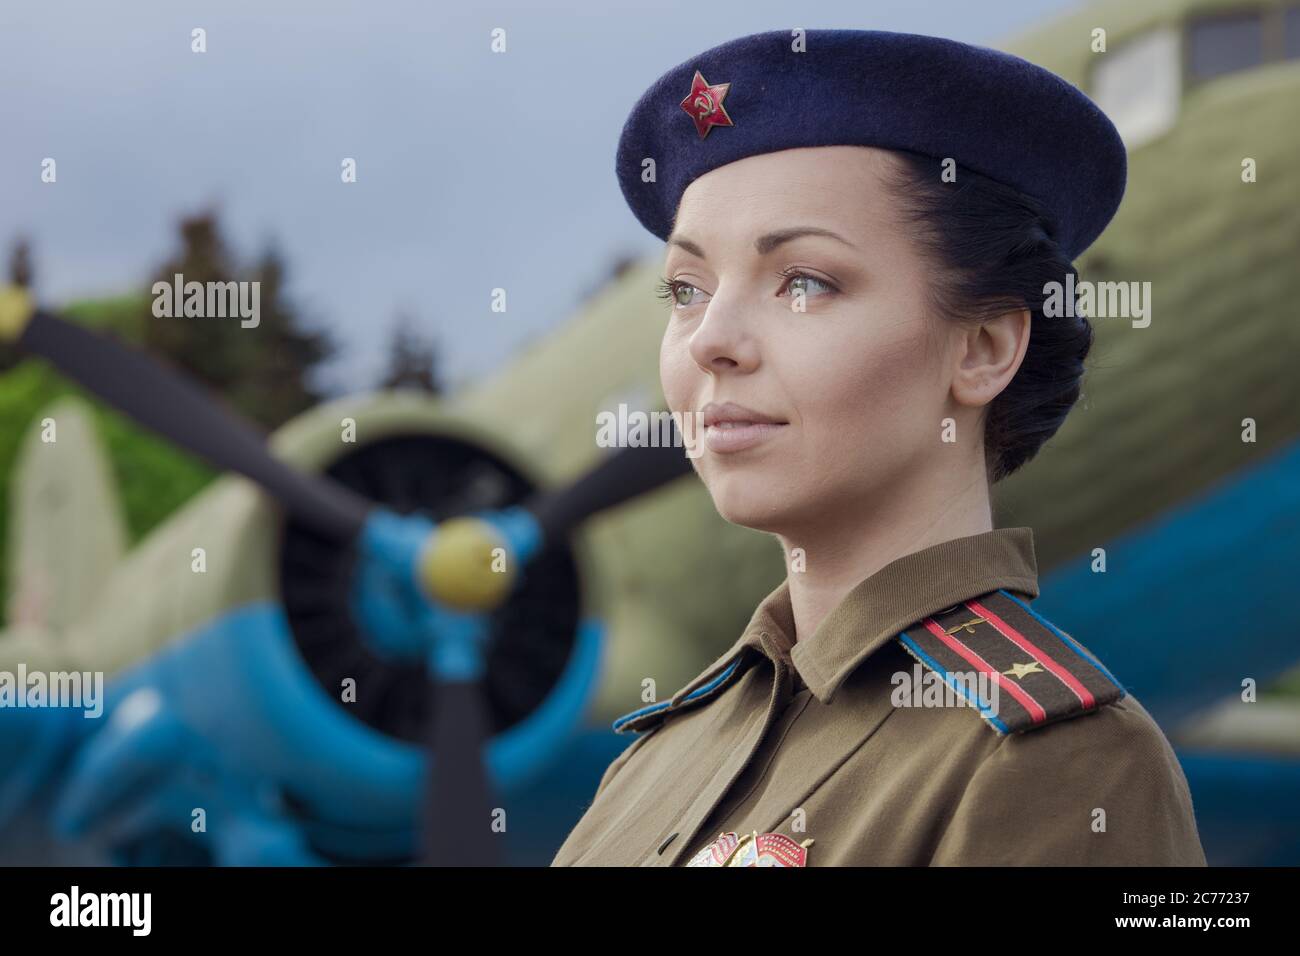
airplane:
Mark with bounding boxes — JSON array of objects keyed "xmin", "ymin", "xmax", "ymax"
[{"xmin": 1, "ymin": 0, "xmax": 1298, "ymax": 865}]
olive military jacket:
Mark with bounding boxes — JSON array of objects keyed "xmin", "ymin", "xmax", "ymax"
[{"xmin": 552, "ymin": 528, "xmax": 1207, "ymax": 866}]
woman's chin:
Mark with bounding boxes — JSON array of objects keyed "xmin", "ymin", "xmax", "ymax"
[{"xmin": 709, "ymin": 487, "xmax": 790, "ymax": 532}]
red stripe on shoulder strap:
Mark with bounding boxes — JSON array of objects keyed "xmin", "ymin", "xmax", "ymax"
[
  {"xmin": 922, "ymin": 617, "xmax": 1047, "ymax": 725},
  {"xmin": 967, "ymin": 598, "xmax": 1096, "ymax": 709}
]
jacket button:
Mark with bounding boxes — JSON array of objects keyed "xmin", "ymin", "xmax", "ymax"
[{"xmin": 658, "ymin": 833, "xmax": 679, "ymax": 855}]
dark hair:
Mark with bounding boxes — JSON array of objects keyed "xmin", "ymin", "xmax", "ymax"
[{"xmin": 886, "ymin": 150, "xmax": 1092, "ymax": 483}]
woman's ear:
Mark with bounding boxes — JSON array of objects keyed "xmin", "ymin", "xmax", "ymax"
[{"xmin": 951, "ymin": 307, "xmax": 1030, "ymax": 408}]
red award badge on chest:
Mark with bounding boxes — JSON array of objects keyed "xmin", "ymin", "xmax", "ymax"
[
  {"xmin": 686, "ymin": 830, "xmax": 813, "ymax": 867},
  {"xmin": 686, "ymin": 831, "xmax": 742, "ymax": 867}
]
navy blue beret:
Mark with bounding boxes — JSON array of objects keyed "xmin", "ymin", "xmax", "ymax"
[{"xmin": 616, "ymin": 29, "xmax": 1126, "ymax": 261}]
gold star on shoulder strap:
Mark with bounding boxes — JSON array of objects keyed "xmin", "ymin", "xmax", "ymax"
[{"xmin": 1003, "ymin": 661, "xmax": 1046, "ymax": 679}]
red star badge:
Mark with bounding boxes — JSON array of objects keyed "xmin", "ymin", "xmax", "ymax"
[{"xmin": 679, "ymin": 70, "xmax": 734, "ymax": 139}]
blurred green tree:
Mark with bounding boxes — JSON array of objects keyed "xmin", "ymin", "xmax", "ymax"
[{"xmin": 143, "ymin": 210, "xmax": 333, "ymax": 429}]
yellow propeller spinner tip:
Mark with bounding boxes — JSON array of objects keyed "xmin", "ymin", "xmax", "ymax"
[
  {"xmin": 0, "ymin": 286, "xmax": 36, "ymax": 342},
  {"xmin": 420, "ymin": 515, "xmax": 518, "ymax": 612}
]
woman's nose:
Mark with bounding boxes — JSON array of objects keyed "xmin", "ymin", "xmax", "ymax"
[{"xmin": 687, "ymin": 290, "xmax": 759, "ymax": 374}]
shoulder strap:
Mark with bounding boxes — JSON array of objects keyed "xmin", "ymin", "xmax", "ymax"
[{"xmin": 896, "ymin": 589, "xmax": 1126, "ymax": 735}]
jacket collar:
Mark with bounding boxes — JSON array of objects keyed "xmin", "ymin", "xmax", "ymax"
[{"xmin": 675, "ymin": 526, "xmax": 1040, "ymax": 706}]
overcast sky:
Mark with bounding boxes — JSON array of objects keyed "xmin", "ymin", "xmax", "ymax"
[{"xmin": 0, "ymin": 0, "xmax": 1079, "ymax": 393}]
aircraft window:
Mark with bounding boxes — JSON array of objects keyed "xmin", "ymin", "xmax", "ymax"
[
  {"xmin": 1091, "ymin": 27, "xmax": 1181, "ymax": 149},
  {"xmin": 1286, "ymin": 6, "xmax": 1300, "ymax": 59},
  {"xmin": 1188, "ymin": 12, "xmax": 1266, "ymax": 79}
]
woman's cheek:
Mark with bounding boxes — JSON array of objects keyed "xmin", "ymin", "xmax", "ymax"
[
  {"xmin": 796, "ymin": 327, "xmax": 927, "ymax": 460},
  {"xmin": 659, "ymin": 329, "xmax": 694, "ymax": 414}
]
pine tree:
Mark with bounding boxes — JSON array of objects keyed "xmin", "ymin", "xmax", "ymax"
[
  {"xmin": 143, "ymin": 210, "xmax": 332, "ymax": 429},
  {"xmin": 8, "ymin": 237, "xmax": 33, "ymax": 288},
  {"xmin": 379, "ymin": 313, "xmax": 443, "ymax": 394}
]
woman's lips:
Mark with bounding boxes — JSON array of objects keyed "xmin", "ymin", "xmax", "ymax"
[{"xmin": 703, "ymin": 420, "xmax": 788, "ymax": 454}]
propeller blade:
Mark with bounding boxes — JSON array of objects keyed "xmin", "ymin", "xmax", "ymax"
[
  {"xmin": 527, "ymin": 436, "xmax": 694, "ymax": 544},
  {"xmin": 416, "ymin": 439, "xmax": 696, "ymax": 865},
  {"xmin": 422, "ymin": 677, "xmax": 499, "ymax": 866},
  {"xmin": 15, "ymin": 306, "xmax": 371, "ymax": 541},
  {"xmin": 2, "ymin": 290, "xmax": 696, "ymax": 867}
]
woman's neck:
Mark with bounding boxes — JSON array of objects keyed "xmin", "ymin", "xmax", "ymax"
[{"xmin": 775, "ymin": 459, "xmax": 993, "ymax": 645}]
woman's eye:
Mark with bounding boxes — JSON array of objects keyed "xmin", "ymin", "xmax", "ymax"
[
  {"xmin": 674, "ymin": 283, "xmax": 704, "ymax": 307},
  {"xmin": 657, "ymin": 278, "xmax": 709, "ymax": 309},
  {"xmin": 780, "ymin": 272, "xmax": 835, "ymax": 300}
]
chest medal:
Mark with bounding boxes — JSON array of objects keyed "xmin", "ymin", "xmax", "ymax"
[{"xmin": 686, "ymin": 831, "xmax": 814, "ymax": 867}]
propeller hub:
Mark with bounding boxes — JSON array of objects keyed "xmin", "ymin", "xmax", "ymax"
[
  {"xmin": 420, "ymin": 516, "xmax": 517, "ymax": 612},
  {"xmin": 0, "ymin": 286, "xmax": 35, "ymax": 342}
]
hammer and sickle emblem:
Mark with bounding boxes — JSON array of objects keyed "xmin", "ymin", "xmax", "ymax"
[{"xmin": 692, "ymin": 91, "xmax": 716, "ymax": 119}]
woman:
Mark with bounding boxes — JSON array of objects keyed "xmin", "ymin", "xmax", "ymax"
[{"xmin": 552, "ymin": 29, "xmax": 1206, "ymax": 866}]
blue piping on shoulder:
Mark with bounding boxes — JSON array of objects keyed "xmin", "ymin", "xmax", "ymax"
[
  {"xmin": 997, "ymin": 588, "xmax": 1127, "ymax": 693},
  {"xmin": 896, "ymin": 630, "xmax": 1011, "ymax": 734},
  {"xmin": 612, "ymin": 655, "xmax": 743, "ymax": 734}
]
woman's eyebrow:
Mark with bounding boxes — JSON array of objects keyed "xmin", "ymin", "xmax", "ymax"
[
  {"xmin": 755, "ymin": 227, "xmax": 858, "ymax": 254},
  {"xmin": 665, "ymin": 234, "xmax": 707, "ymax": 259},
  {"xmin": 665, "ymin": 226, "xmax": 858, "ymax": 260}
]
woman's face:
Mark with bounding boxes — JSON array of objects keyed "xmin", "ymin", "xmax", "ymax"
[{"xmin": 659, "ymin": 145, "xmax": 964, "ymax": 535}]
